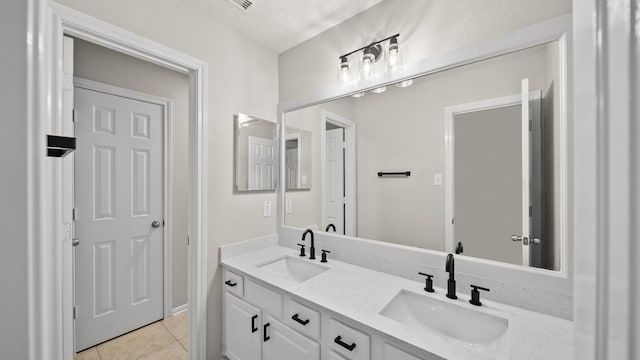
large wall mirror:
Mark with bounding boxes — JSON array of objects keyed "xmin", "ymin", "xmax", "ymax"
[
  {"xmin": 235, "ymin": 113, "xmax": 278, "ymax": 191},
  {"xmin": 282, "ymin": 38, "xmax": 566, "ymax": 272}
]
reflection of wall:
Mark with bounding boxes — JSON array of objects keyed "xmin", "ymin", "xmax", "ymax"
[
  {"xmin": 279, "ymin": 0, "xmax": 571, "ymax": 101},
  {"xmin": 236, "ymin": 120, "xmax": 277, "ymax": 191},
  {"xmin": 285, "ymin": 98, "xmax": 354, "ymax": 229},
  {"xmin": 74, "ymin": 39, "xmax": 191, "ymax": 309},
  {"xmin": 354, "ymin": 44, "xmax": 555, "ymax": 251}
]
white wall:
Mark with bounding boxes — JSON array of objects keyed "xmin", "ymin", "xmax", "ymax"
[
  {"xmin": 278, "ymin": 0, "xmax": 571, "ymax": 101},
  {"xmin": 73, "ymin": 39, "xmax": 190, "ymax": 309},
  {"xmin": 0, "ymin": 0, "xmax": 31, "ymax": 357},
  {"xmin": 53, "ymin": 1, "xmax": 279, "ymax": 358}
]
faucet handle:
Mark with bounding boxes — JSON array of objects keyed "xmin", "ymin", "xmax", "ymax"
[
  {"xmin": 418, "ymin": 272, "xmax": 435, "ymax": 293},
  {"xmin": 297, "ymin": 243, "xmax": 306, "ymax": 257},
  {"xmin": 320, "ymin": 249, "xmax": 331, "ymax": 263},
  {"xmin": 469, "ymin": 285, "xmax": 490, "ymax": 306}
]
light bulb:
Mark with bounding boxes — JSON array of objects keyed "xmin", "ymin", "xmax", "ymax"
[{"xmin": 370, "ymin": 86, "xmax": 387, "ymax": 94}]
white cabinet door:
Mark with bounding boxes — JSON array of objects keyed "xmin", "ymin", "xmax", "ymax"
[
  {"xmin": 263, "ymin": 315, "xmax": 320, "ymax": 360},
  {"xmin": 225, "ymin": 294, "xmax": 262, "ymax": 360}
]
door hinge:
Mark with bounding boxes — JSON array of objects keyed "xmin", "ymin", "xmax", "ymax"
[
  {"xmin": 187, "ymin": 236, "xmax": 190, "ymax": 246},
  {"xmin": 72, "ymin": 109, "xmax": 77, "ymax": 123},
  {"xmin": 72, "ymin": 208, "xmax": 77, "ymax": 221},
  {"xmin": 452, "ymin": 218, "xmax": 455, "ymax": 225},
  {"xmin": 529, "ymin": 119, "xmax": 532, "ymax": 131},
  {"xmin": 529, "ymin": 206, "xmax": 533, "ymax": 217},
  {"xmin": 73, "ymin": 306, "xmax": 78, "ymax": 320}
]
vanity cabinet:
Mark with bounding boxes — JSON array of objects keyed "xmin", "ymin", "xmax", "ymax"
[
  {"xmin": 222, "ymin": 266, "xmax": 428, "ymax": 360},
  {"xmin": 224, "ymin": 276, "xmax": 320, "ymax": 360}
]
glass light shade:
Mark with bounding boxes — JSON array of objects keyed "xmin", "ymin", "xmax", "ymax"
[
  {"xmin": 387, "ymin": 38, "xmax": 402, "ymax": 75},
  {"xmin": 339, "ymin": 57, "xmax": 354, "ymax": 88},
  {"xmin": 370, "ymin": 86, "xmax": 387, "ymax": 94},
  {"xmin": 361, "ymin": 53, "xmax": 374, "ymax": 82}
]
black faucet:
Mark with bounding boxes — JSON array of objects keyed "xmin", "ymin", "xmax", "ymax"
[
  {"xmin": 325, "ymin": 224, "xmax": 336, "ymax": 232},
  {"xmin": 445, "ymin": 253, "xmax": 457, "ymax": 299},
  {"xmin": 302, "ymin": 229, "xmax": 316, "ymax": 260}
]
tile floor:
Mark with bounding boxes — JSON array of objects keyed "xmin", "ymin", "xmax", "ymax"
[{"xmin": 74, "ymin": 311, "xmax": 188, "ymax": 360}]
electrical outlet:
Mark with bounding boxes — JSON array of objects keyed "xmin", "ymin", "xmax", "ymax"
[
  {"xmin": 263, "ymin": 200, "xmax": 272, "ymax": 217},
  {"xmin": 286, "ymin": 199, "xmax": 293, "ymax": 214},
  {"xmin": 434, "ymin": 173, "xmax": 443, "ymax": 186}
]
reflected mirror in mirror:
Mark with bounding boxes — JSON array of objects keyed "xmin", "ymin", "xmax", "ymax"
[
  {"xmin": 283, "ymin": 41, "xmax": 564, "ymax": 271},
  {"xmin": 235, "ymin": 113, "xmax": 278, "ymax": 191}
]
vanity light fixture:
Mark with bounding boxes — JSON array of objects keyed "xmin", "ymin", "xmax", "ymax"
[
  {"xmin": 351, "ymin": 92, "xmax": 365, "ymax": 98},
  {"xmin": 371, "ymin": 86, "xmax": 387, "ymax": 94},
  {"xmin": 395, "ymin": 79, "xmax": 414, "ymax": 88},
  {"xmin": 338, "ymin": 33, "xmax": 401, "ymax": 88}
]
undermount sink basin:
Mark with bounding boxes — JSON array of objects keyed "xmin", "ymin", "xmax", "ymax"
[
  {"xmin": 258, "ymin": 256, "xmax": 329, "ymax": 282},
  {"xmin": 379, "ymin": 290, "xmax": 508, "ymax": 345}
]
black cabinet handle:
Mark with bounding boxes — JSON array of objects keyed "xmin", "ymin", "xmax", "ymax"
[
  {"xmin": 251, "ymin": 315, "xmax": 258, "ymax": 333},
  {"xmin": 263, "ymin": 323, "xmax": 270, "ymax": 342},
  {"xmin": 291, "ymin": 314, "xmax": 310, "ymax": 326},
  {"xmin": 225, "ymin": 280, "xmax": 237, "ymax": 287},
  {"xmin": 334, "ymin": 336, "xmax": 356, "ymax": 351}
]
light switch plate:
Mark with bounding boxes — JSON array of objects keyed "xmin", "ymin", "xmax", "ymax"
[
  {"xmin": 434, "ymin": 173, "xmax": 443, "ymax": 186},
  {"xmin": 263, "ymin": 200, "xmax": 272, "ymax": 217},
  {"xmin": 286, "ymin": 199, "xmax": 293, "ymax": 214}
]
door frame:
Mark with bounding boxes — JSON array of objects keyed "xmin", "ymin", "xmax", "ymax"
[
  {"xmin": 73, "ymin": 77, "xmax": 178, "ymax": 321},
  {"xmin": 444, "ymin": 91, "xmax": 542, "ymax": 264},
  {"xmin": 47, "ymin": 3, "xmax": 208, "ymax": 360},
  {"xmin": 320, "ymin": 110, "xmax": 356, "ymax": 236}
]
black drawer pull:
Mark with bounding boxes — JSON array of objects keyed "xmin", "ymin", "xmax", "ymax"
[
  {"xmin": 334, "ymin": 336, "xmax": 356, "ymax": 351},
  {"xmin": 291, "ymin": 314, "xmax": 310, "ymax": 326},
  {"xmin": 263, "ymin": 323, "xmax": 271, "ymax": 342},
  {"xmin": 251, "ymin": 315, "xmax": 258, "ymax": 333},
  {"xmin": 225, "ymin": 280, "xmax": 237, "ymax": 287}
]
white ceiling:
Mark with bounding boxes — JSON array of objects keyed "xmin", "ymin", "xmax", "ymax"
[{"xmin": 180, "ymin": 0, "xmax": 386, "ymax": 54}]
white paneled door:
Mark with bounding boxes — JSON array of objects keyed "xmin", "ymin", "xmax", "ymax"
[
  {"xmin": 325, "ymin": 128, "xmax": 345, "ymax": 234},
  {"xmin": 74, "ymin": 87, "xmax": 164, "ymax": 351},
  {"xmin": 248, "ymin": 136, "xmax": 277, "ymax": 190}
]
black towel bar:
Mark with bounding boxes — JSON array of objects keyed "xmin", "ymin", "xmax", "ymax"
[{"xmin": 377, "ymin": 171, "xmax": 411, "ymax": 177}]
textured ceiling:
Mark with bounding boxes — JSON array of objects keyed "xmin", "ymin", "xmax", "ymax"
[{"xmin": 180, "ymin": 0, "xmax": 386, "ymax": 53}]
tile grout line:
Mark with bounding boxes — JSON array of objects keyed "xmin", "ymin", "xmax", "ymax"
[{"xmin": 161, "ymin": 318, "xmax": 188, "ymax": 352}]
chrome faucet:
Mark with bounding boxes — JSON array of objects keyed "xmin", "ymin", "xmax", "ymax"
[
  {"xmin": 325, "ymin": 224, "xmax": 336, "ymax": 232},
  {"xmin": 302, "ymin": 229, "xmax": 316, "ymax": 260},
  {"xmin": 445, "ymin": 253, "xmax": 457, "ymax": 299}
]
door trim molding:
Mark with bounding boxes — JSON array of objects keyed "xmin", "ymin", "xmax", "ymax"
[
  {"xmin": 320, "ymin": 110, "xmax": 356, "ymax": 236},
  {"xmin": 73, "ymin": 77, "xmax": 176, "ymax": 320},
  {"xmin": 47, "ymin": 3, "xmax": 208, "ymax": 359}
]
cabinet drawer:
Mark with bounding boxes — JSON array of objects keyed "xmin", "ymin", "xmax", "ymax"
[
  {"xmin": 285, "ymin": 299, "xmax": 320, "ymax": 340},
  {"xmin": 245, "ymin": 279, "xmax": 283, "ymax": 318},
  {"xmin": 224, "ymin": 269, "xmax": 244, "ymax": 297},
  {"xmin": 328, "ymin": 319, "xmax": 370, "ymax": 360},
  {"xmin": 383, "ymin": 343, "xmax": 422, "ymax": 360}
]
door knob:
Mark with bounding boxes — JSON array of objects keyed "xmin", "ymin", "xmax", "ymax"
[
  {"xmin": 151, "ymin": 221, "xmax": 162, "ymax": 228},
  {"xmin": 511, "ymin": 235, "xmax": 541, "ymax": 245}
]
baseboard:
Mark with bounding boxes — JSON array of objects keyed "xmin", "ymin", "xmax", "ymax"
[{"xmin": 171, "ymin": 303, "xmax": 188, "ymax": 316}]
